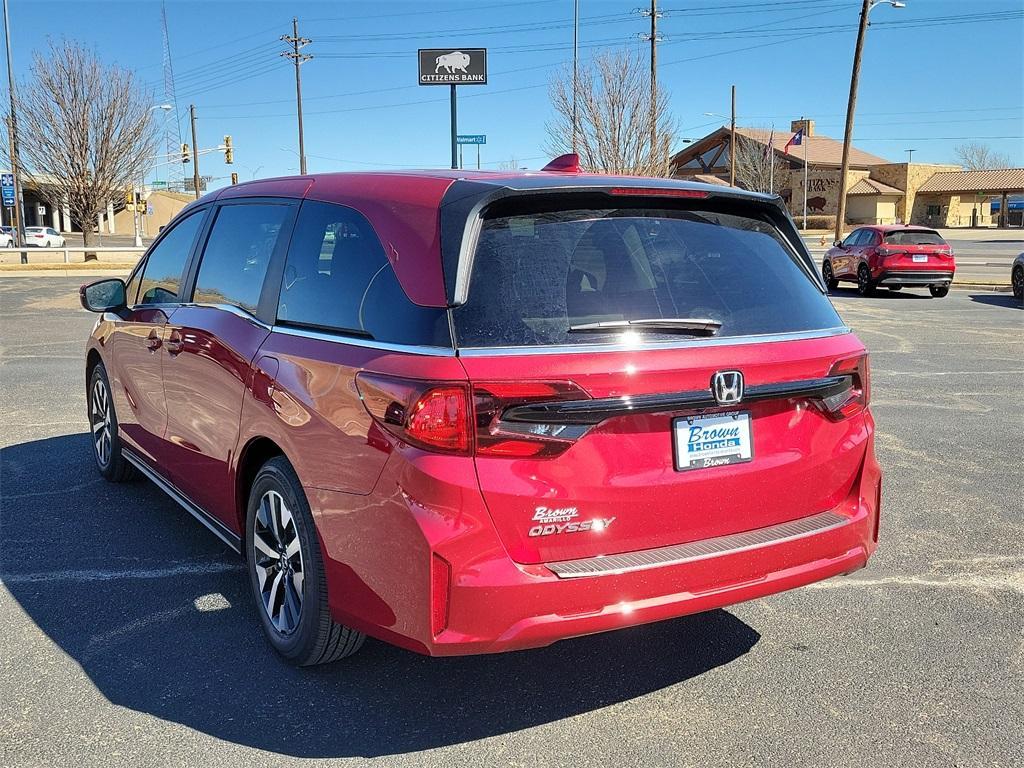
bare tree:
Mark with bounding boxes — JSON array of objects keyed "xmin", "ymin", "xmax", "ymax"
[
  {"xmin": 546, "ymin": 49, "xmax": 676, "ymax": 177},
  {"xmin": 954, "ymin": 142, "xmax": 1011, "ymax": 171},
  {"xmin": 11, "ymin": 41, "xmax": 157, "ymax": 252},
  {"xmin": 732, "ymin": 131, "xmax": 788, "ymax": 194}
]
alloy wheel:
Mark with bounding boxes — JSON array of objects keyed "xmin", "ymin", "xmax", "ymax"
[
  {"xmin": 90, "ymin": 377, "xmax": 112, "ymax": 467},
  {"xmin": 252, "ymin": 490, "xmax": 305, "ymax": 635},
  {"xmin": 1013, "ymin": 267, "xmax": 1023, "ymax": 299},
  {"xmin": 857, "ymin": 266, "xmax": 872, "ymax": 295}
]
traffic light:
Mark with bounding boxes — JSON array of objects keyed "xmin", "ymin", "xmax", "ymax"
[
  {"xmin": 181, "ymin": 143, "xmax": 191, "ymax": 164},
  {"xmin": 125, "ymin": 188, "xmax": 133, "ymax": 206},
  {"xmin": 223, "ymin": 135, "xmax": 233, "ymax": 164},
  {"xmin": 230, "ymin": 172, "xmax": 238, "ymax": 185}
]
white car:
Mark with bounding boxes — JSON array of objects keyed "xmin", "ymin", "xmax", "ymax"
[
  {"xmin": 24, "ymin": 226, "xmax": 66, "ymax": 247},
  {"xmin": 0, "ymin": 226, "xmax": 14, "ymax": 247}
]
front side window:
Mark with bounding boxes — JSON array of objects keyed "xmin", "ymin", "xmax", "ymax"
[
  {"xmin": 193, "ymin": 203, "xmax": 289, "ymax": 313},
  {"xmin": 138, "ymin": 209, "xmax": 205, "ymax": 305},
  {"xmin": 843, "ymin": 230, "xmax": 864, "ymax": 247},
  {"xmin": 276, "ymin": 200, "xmax": 449, "ymax": 345},
  {"xmin": 453, "ymin": 205, "xmax": 843, "ymax": 348}
]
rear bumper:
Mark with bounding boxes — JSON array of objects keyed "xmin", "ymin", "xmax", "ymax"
[
  {"xmin": 875, "ymin": 269, "xmax": 954, "ymax": 286},
  {"xmin": 313, "ymin": 436, "xmax": 882, "ymax": 656}
]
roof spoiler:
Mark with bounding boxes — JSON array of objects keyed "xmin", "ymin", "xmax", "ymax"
[{"xmin": 541, "ymin": 153, "xmax": 581, "ymax": 173}]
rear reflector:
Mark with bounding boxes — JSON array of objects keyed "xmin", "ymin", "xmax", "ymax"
[
  {"xmin": 431, "ymin": 553, "xmax": 451, "ymax": 636},
  {"xmin": 607, "ymin": 187, "xmax": 709, "ymax": 199}
]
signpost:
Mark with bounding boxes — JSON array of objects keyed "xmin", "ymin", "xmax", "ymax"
[
  {"xmin": 1, "ymin": 172, "xmax": 14, "ymax": 227},
  {"xmin": 417, "ymin": 49, "xmax": 487, "ymax": 170},
  {"xmin": 456, "ymin": 134, "xmax": 487, "ymax": 170}
]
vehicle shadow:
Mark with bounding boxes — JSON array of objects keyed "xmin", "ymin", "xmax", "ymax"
[
  {"xmin": 967, "ymin": 293, "xmax": 1021, "ymax": 309},
  {"xmin": 828, "ymin": 287, "xmax": 931, "ymax": 299},
  {"xmin": 1, "ymin": 434, "xmax": 760, "ymax": 759}
]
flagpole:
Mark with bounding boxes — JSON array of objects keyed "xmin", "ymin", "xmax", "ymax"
[{"xmin": 802, "ymin": 118, "xmax": 808, "ymax": 230}]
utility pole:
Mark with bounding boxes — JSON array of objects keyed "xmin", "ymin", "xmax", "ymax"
[
  {"xmin": 572, "ymin": 0, "xmax": 579, "ymax": 154},
  {"xmin": 729, "ymin": 84, "xmax": 736, "ymax": 187},
  {"xmin": 3, "ymin": 0, "xmax": 24, "ymax": 251},
  {"xmin": 281, "ymin": 18, "xmax": 311, "ymax": 175},
  {"xmin": 449, "ymin": 85, "xmax": 457, "ymax": 170},
  {"xmin": 835, "ymin": 0, "xmax": 871, "ymax": 244},
  {"xmin": 638, "ymin": 1, "xmax": 662, "ymax": 165},
  {"xmin": 190, "ymin": 104, "xmax": 201, "ymax": 199}
]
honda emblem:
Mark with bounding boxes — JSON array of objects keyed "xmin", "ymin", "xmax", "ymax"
[{"xmin": 711, "ymin": 370, "xmax": 744, "ymax": 405}]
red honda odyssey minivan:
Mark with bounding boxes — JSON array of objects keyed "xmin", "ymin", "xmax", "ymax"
[{"xmin": 80, "ymin": 159, "xmax": 881, "ymax": 665}]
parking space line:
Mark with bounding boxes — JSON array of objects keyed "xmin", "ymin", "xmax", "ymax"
[{"xmin": 0, "ymin": 560, "xmax": 242, "ymax": 584}]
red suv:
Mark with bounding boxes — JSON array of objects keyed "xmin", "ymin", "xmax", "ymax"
[
  {"xmin": 80, "ymin": 163, "xmax": 881, "ymax": 665},
  {"xmin": 823, "ymin": 224, "xmax": 955, "ymax": 297}
]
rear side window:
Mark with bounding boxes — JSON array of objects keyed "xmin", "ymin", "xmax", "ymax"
[
  {"xmin": 193, "ymin": 203, "xmax": 289, "ymax": 313},
  {"xmin": 138, "ymin": 209, "xmax": 205, "ymax": 305},
  {"xmin": 884, "ymin": 229, "xmax": 945, "ymax": 246},
  {"xmin": 276, "ymin": 200, "xmax": 449, "ymax": 345},
  {"xmin": 454, "ymin": 206, "xmax": 843, "ymax": 348}
]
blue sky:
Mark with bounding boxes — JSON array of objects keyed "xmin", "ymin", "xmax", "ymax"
[{"xmin": 4, "ymin": 0, "xmax": 1022, "ymax": 189}]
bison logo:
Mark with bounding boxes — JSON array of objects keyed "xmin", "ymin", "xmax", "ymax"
[
  {"xmin": 435, "ymin": 51, "xmax": 471, "ymax": 74},
  {"xmin": 807, "ymin": 196, "xmax": 827, "ymax": 212}
]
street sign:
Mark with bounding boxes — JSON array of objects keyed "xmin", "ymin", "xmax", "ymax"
[
  {"xmin": 147, "ymin": 204, "xmax": 154, "ymax": 216},
  {"xmin": 1, "ymin": 173, "xmax": 14, "ymax": 208},
  {"xmin": 417, "ymin": 49, "xmax": 487, "ymax": 85},
  {"xmin": 457, "ymin": 134, "xmax": 487, "ymax": 145},
  {"xmin": 36, "ymin": 205, "xmax": 45, "ymax": 218}
]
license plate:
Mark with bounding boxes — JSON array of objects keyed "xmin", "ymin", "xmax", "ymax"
[
  {"xmin": 912, "ymin": 254, "xmax": 928, "ymax": 263},
  {"xmin": 673, "ymin": 412, "xmax": 753, "ymax": 472}
]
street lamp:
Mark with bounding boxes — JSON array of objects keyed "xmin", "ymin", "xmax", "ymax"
[
  {"xmin": 834, "ymin": 0, "xmax": 905, "ymax": 244},
  {"xmin": 703, "ymin": 85, "xmax": 737, "ymax": 185}
]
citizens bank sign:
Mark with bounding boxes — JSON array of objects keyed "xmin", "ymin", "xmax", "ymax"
[{"xmin": 417, "ymin": 49, "xmax": 487, "ymax": 85}]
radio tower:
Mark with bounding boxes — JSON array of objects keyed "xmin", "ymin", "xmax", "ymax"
[{"xmin": 161, "ymin": 2, "xmax": 184, "ymax": 191}]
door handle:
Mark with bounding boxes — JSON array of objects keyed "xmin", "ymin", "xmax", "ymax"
[
  {"xmin": 166, "ymin": 330, "xmax": 184, "ymax": 355},
  {"xmin": 145, "ymin": 329, "xmax": 162, "ymax": 351}
]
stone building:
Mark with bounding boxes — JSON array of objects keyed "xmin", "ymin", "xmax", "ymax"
[{"xmin": 670, "ymin": 118, "xmax": 1021, "ymax": 228}]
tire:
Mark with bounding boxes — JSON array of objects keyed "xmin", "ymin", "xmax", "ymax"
[
  {"xmin": 822, "ymin": 261, "xmax": 839, "ymax": 291},
  {"xmin": 1013, "ymin": 266, "xmax": 1023, "ymax": 302},
  {"xmin": 929, "ymin": 285, "xmax": 949, "ymax": 298},
  {"xmin": 856, "ymin": 264, "xmax": 875, "ymax": 296},
  {"xmin": 88, "ymin": 363, "xmax": 136, "ymax": 482},
  {"xmin": 245, "ymin": 456, "xmax": 365, "ymax": 665}
]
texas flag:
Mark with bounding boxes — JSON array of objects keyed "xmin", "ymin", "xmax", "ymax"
[{"xmin": 784, "ymin": 128, "xmax": 804, "ymax": 155}]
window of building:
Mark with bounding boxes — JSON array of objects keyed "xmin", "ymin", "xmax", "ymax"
[
  {"xmin": 138, "ymin": 209, "xmax": 206, "ymax": 305},
  {"xmin": 193, "ymin": 203, "xmax": 289, "ymax": 314},
  {"xmin": 926, "ymin": 205, "xmax": 941, "ymax": 217}
]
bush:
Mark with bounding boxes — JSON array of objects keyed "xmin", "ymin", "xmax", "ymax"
[{"xmin": 794, "ymin": 215, "xmax": 836, "ymax": 230}]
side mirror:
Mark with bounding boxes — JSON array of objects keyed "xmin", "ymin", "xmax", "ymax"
[
  {"xmin": 80, "ymin": 278, "xmax": 127, "ymax": 313},
  {"xmin": 833, "ymin": 240, "xmax": 843, "ymax": 247}
]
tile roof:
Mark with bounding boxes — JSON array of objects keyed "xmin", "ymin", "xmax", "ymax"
[
  {"xmin": 916, "ymin": 168, "xmax": 1024, "ymax": 193},
  {"xmin": 848, "ymin": 177, "xmax": 904, "ymax": 196},
  {"xmin": 734, "ymin": 127, "xmax": 890, "ymax": 168},
  {"xmin": 693, "ymin": 173, "xmax": 732, "ymax": 186}
]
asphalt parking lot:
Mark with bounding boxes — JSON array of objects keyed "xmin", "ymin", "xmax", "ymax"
[{"xmin": 1, "ymin": 277, "xmax": 1021, "ymax": 768}]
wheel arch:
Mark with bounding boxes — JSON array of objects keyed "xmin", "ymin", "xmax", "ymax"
[
  {"xmin": 234, "ymin": 436, "xmax": 288, "ymax": 540},
  {"xmin": 85, "ymin": 347, "xmax": 103, "ymax": 394}
]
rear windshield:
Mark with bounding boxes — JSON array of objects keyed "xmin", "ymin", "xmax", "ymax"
[
  {"xmin": 883, "ymin": 229, "xmax": 945, "ymax": 245},
  {"xmin": 453, "ymin": 207, "xmax": 843, "ymax": 348}
]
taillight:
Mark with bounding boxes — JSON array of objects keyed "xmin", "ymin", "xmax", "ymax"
[
  {"xmin": 355, "ymin": 373, "xmax": 472, "ymax": 454},
  {"xmin": 876, "ymin": 247, "xmax": 899, "ymax": 257},
  {"xmin": 356, "ymin": 374, "xmax": 592, "ymax": 458},
  {"xmin": 818, "ymin": 354, "xmax": 870, "ymax": 420},
  {"xmin": 473, "ymin": 380, "xmax": 591, "ymax": 458}
]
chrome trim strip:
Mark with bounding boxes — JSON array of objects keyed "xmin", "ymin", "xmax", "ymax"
[
  {"xmin": 546, "ymin": 511, "xmax": 849, "ymax": 578},
  {"xmin": 181, "ymin": 302, "xmax": 272, "ymax": 329},
  {"xmin": 457, "ymin": 326, "xmax": 851, "ymax": 358},
  {"xmin": 123, "ymin": 450, "xmax": 242, "ymax": 553},
  {"xmin": 269, "ymin": 324, "xmax": 457, "ymax": 357}
]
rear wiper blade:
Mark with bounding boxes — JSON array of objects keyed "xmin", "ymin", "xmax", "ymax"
[{"xmin": 567, "ymin": 317, "xmax": 721, "ymax": 335}]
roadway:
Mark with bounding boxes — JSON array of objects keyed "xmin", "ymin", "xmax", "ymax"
[{"xmin": 1, "ymin": 278, "xmax": 1021, "ymax": 767}]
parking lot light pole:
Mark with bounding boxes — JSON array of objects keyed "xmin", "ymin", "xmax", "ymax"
[
  {"xmin": 835, "ymin": 0, "xmax": 905, "ymax": 244},
  {"xmin": 3, "ymin": 0, "xmax": 25, "ymax": 253}
]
